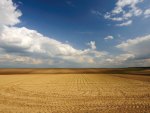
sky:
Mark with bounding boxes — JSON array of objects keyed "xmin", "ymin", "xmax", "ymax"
[{"xmin": 0, "ymin": 0, "xmax": 150, "ymax": 68}]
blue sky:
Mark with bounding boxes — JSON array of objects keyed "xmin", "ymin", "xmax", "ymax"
[
  {"xmin": 0, "ymin": 0, "xmax": 150, "ymax": 67},
  {"xmin": 15, "ymin": 0, "xmax": 115, "ymax": 49},
  {"xmin": 15, "ymin": 0, "xmax": 150, "ymax": 49}
]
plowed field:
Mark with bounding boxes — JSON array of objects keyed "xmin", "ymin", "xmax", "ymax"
[{"xmin": 0, "ymin": 73, "xmax": 150, "ymax": 113}]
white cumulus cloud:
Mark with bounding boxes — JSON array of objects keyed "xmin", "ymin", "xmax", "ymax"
[
  {"xmin": 87, "ymin": 41, "xmax": 96, "ymax": 50},
  {"xmin": 0, "ymin": 0, "xmax": 22, "ymax": 26},
  {"xmin": 104, "ymin": 36, "xmax": 114, "ymax": 40},
  {"xmin": 104, "ymin": 0, "xmax": 144, "ymax": 26},
  {"xmin": 116, "ymin": 20, "xmax": 133, "ymax": 27},
  {"xmin": 144, "ymin": 9, "xmax": 150, "ymax": 18},
  {"xmin": 116, "ymin": 35, "xmax": 150, "ymax": 59}
]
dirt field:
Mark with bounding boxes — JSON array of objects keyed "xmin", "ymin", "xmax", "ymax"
[{"xmin": 0, "ymin": 69, "xmax": 150, "ymax": 113}]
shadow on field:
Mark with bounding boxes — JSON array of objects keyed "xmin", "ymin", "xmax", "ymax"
[{"xmin": 0, "ymin": 67, "xmax": 150, "ymax": 75}]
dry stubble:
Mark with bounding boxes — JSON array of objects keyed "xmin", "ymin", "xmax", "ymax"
[{"xmin": 0, "ymin": 73, "xmax": 150, "ymax": 113}]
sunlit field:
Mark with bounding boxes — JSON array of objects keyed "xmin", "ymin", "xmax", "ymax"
[
  {"xmin": 1, "ymin": 0, "xmax": 150, "ymax": 112},
  {"xmin": 0, "ymin": 69, "xmax": 150, "ymax": 113}
]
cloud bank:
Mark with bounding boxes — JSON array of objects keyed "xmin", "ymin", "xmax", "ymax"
[{"xmin": 0, "ymin": 0, "xmax": 108, "ymax": 67}]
